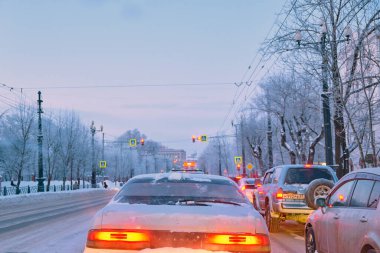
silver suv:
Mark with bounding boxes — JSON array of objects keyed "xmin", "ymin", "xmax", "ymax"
[
  {"xmin": 252, "ymin": 164, "xmax": 338, "ymax": 232},
  {"xmin": 306, "ymin": 168, "xmax": 380, "ymax": 253}
]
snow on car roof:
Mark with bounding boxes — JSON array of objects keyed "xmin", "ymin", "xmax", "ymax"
[
  {"xmin": 348, "ymin": 167, "xmax": 380, "ymax": 176},
  {"xmin": 130, "ymin": 172, "xmax": 228, "ymax": 184}
]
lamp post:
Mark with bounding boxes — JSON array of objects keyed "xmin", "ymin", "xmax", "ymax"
[
  {"xmin": 232, "ymin": 118, "xmax": 247, "ymax": 177},
  {"xmin": 90, "ymin": 121, "xmax": 103, "ymax": 188},
  {"xmin": 37, "ymin": 91, "xmax": 45, "ymax": 192},
  {"xmin": 294, "ymin": 22, "xmax": 351, "ymax": 167}
]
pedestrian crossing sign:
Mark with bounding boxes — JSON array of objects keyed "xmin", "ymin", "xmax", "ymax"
[
  {"xmin": 234, "ymin": 156, "xmax": 242, "ymax": 165},
  {"xmin": 99, "ymin": 161, "xmax": 107, "ymax": 169},
  {"xmin": 129, "ymin": 138, "xmax": 137, "ymax": 147}
]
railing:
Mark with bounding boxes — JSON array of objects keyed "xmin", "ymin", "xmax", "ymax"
[{"xmin": 0, "ymin": 183, "xmax": 96, "ymax": 197}]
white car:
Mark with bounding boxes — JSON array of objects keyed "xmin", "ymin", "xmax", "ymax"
[
  {"xmin": 305, "ymin": 168, "xmax": 380, "ymax": 253},
  {"xmin": 84, "ymin": 172, "xmax": 270, "ymax": 252},
  {"xmin": 238, "ymin": 177, "xmax": 262, "ymax": 204}
]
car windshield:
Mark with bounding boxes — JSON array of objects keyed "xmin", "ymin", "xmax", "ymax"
[
  {"xmin": 114, "ymin": 176, "xmax": 247, "ymax": 205},
  {"xmin": 284, "ymin": 168, "xmax": 333, "ymax": 185}
]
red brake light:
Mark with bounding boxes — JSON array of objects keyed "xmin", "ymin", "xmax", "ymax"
[
  {"xmin": 86, "ymin": 229, "xmax": 150, "ymax": 250},
  {"xmin": 276, "ymin": 188, "xmax": 283, "ymax": 199},
  {"xmin": 87, "ymin": 229, "xmax": 149, "ymax": 242},
  {"xmin": 208, "ymin": 234, "xmax": 270, "ymax": 246}
]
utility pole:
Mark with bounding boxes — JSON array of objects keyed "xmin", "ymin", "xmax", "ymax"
[
  {"xmin": 102, "ymin": 132, "xmax": 105, "ymax": 182},
  {"xmin": 90, "ymin": 121, "xmax": 102, "ymax": 188},
  {"xmin": 217, "ymin": 138, "xmax": 222, "ymax": 176},
  {"xmin": 37, "ymin": 91, "xmax": 45, "ymax": 192},
  {"xmin": 321, "ymin": 32, "xmax": 334, "ymax": 167},
  {"xmin": 232, "ymin": 120, "xmax": 246, "ymax": 177},
  {"xmin": 240, "ymin": 116, "xmax": 247, "ymax": 177},
  {"xmin": 267, "ymin": 112, "xmax": 273, "ymax": 169}
]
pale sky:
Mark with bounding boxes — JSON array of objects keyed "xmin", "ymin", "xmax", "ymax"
[{"xmin": 0, "ymin": 0, "xmax": 284, "ymax": 155}]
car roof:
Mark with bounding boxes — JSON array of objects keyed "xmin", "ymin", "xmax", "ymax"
[
  {"xmin": 129, "ymin": 172, "xmax": 233, "ymax": 184},
  {"xmin": 267, "ymin": 164, "xmax": 334, "ymax": 172},
  {"xmin": 347, "ymin": 168, "xmax": 380, "ymax": 176}
]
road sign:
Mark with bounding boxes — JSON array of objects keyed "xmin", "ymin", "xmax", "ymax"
[
  {"xmin": 247, "ymin": 163, "xmax": 253, "ymax": 171},
  {"xmin": 129, "ymin": 138, "xmax": 137, "ymax": 147},
  {"xmin": 99, "ymin": 161, "xmax": 107, "ymax": 169},
  {"xmin": 200, "ymin": 135, "xmax": 208, "ymax": 142},
  {"xmin": 234, "ymin": 156, "xmax": 242, "ymax": 165}
]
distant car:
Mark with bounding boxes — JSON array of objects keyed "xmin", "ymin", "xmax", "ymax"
[
  {"xmin": 253, "ymin": 164, "xmax": 338, "ymax": 232},
  {"xmin": 305, "ymin": 168, "xmax": 380, "ymax": 253},
  {"xmin": 228, "ymin": 175, "xmax": 243, "ymax": 184},
  {"xmin": 238, "ymin": 177, "xmax": 262, "ymax": 203},
  {"xmin": 84, "ymin": 172, "xmax": 271, "ymax": 253}
]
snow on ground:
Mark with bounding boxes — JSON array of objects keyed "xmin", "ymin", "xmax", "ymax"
[
  {"xmin": 0, "ymin": 179, "xmax": 122, "ymax": 189},
  {"xmin": 0, "ymin": 186, "xmax": 118, "ymax": 204}
]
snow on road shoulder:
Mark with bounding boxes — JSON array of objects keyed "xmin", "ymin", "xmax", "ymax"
[{"xmin": 0, "ymin": 187, "xmax": 118, "ymax": 206}]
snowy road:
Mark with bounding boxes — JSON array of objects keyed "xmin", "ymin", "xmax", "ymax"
[
  {"xmin": 0, "ymin": 190, "xmax": 304, "ymax": 253},
  {"xmin": 0, "ymin": 189, "xmax": 116, "ymax": 253}
]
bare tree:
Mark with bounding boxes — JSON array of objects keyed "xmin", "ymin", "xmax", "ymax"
[{"xmin": 1, "ymin": 103, "xmax": 35, "ymax": 193}]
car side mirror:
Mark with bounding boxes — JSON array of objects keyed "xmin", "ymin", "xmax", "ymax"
[{"xmin": 315, "ymin": 197, "xmax": 327, "ymax": 208}]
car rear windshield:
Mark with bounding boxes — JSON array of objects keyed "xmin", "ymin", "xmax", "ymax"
[
  {"xmin": 285, "ymin": 168, "xmax": 333, "ymax": 185},
  {"xmin": 114, "ymin": 177, "xmax": 247, "ymax": 205},
  {"xmin": 245, "ymin": 179, "xmax": 260, "ymax": 185}
]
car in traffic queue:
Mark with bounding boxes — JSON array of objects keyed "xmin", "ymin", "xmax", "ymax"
[
  {"xmin": 84, "ymin": 172, "xmax": 271, "ymax": 253},
  {"xmin": 252, "ymin": 164, "xmax": 338, "ymax": 232},
  {"xmin": 238, "ymin": 177, "xmax": 263, "ymax": 203},
  {"xmin": 305, "ymin": 168, "xmax": 380, "ymax": 253}
]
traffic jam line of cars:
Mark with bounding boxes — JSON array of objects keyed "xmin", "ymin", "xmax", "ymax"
[{"xmin": 84, "ymin": 166, "xmax": 380, "ymax": 253}]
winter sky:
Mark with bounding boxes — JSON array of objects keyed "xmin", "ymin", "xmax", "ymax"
[{"xmin": 0, "ymin": 0, "xmax": 284, "ymax": 155}]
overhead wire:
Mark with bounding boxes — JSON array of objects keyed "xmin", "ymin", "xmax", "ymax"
[
  {"xmin": 217, "ymin": 0, "xmax": 297, "ymax": 135},
  {"xmin": 219, "ymin": 0, "xmax": 299, "ymax": 134},
  {"xmin": 17, "ymin": 82, "xmax": 234, "ymax": 90}
]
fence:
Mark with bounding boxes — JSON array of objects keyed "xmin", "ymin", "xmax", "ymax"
[{"xmin": 0, "ymin": 183, "xmax": 95, "ymax": 197}]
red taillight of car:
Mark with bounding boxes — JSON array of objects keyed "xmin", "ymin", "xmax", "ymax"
[
  {"xmin": 275, "ymin": 188, "xmax": 283, "ymax": 200},
  {"xmin": 87, "ymin": 230, "xmax": 149, "ymax": 242},
  {"xmin": 208, "ymin": 234, "xmax": 270, "ymax": 246},
  {"xmin": 86, "ymin": 229, "xmax": 150, "ymax": 249}
]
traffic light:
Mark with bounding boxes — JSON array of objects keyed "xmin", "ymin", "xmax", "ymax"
[
  {"xmin": 140, "ymin": 138, "xmax": 145, "ymax": 146},
  {"xmin": 192, "ymin": 135, "xmax": 196, "ymax": 143},
  {"xmin": 236, "ymin": 163, "xmax": 241, "ymax": 171}
]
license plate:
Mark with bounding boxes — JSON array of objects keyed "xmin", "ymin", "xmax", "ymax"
[{"xmin": 283, "ymin": 193, "xmax": 305, "ymax": 200}]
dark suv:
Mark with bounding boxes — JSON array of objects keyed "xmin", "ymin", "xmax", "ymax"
[{"xmin": 252, "ymin": 164, "xmax": 338, "ymax": 232}]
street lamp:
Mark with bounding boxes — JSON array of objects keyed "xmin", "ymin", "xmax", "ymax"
[
  {"xmin": 90, "ymin": 121, "xmax": 103, "ymax": 188},
  {"xmin": 294, "ymin": 22, "xmax": 351, "ymax": 167},
  {"xmin": 232, "ymin": 119, "xmax": 247, "ymax": 177},
  {"xmin": 37, "ymin": 91, "xmax": 45, "ymax": 192}
]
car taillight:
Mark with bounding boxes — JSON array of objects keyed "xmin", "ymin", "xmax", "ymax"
[
  {"xmin": 208, "ymin": 234, "xmax": 270, "ymax": 246},
  {"xmin": 276, "ymin": 188, "xmax": 283, "ymax": 200},
  {"xmin": 88, "ymin": 230, "xmax": 149, "ymax": 242},
  {"xmin": 241, "ymin": 185, "xmax": 246, "ymax": 191}
]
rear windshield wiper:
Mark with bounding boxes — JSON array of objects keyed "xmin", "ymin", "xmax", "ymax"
[
  {"xmin": 176, "ymin": 199, "xmax": 210, "ymax": 206},
  {"xmin": 192, "ymin": 199, "xmax": 242, "ymax": 206}
]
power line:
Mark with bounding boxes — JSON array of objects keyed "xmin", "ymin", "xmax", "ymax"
[
  {"xmin": 17, "ymin": 82, "xmax": 234, "ymax": 90},
  {"xmin": 220, "ymin": 0, "xmax": 299, "ymax": 133},
  {"xmin": 217, "ymin": 1, "xmax": 296, "ymax": 134}
]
